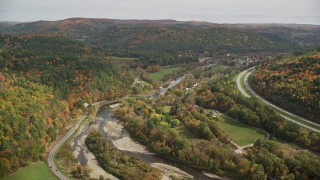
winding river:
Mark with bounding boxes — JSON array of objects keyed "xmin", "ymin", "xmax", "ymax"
[{"xmin": 71, "ymin": 75, "xmax": 220, "ymax": 180}]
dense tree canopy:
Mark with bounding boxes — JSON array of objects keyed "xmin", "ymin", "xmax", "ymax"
[
  {"xmin": 248, "ymin": 139, "xmax": 320, "ymax": 179},
  {"xmin": 114, "ymin": 96, "xmax": 251, "ymax": 178},
  {"xmin": 251, "ymin": 51, "xmax": 320, "ymax": 123},
  {"xmin": 0, "ymin": 34, "xmax": 135, "ymax": 176},
  {"xmin": 0, "ymin": 21, "xmax": 319, "ymax": 179},
  {"xmin": 3, "ymin": 18, "xmax": 318, "ymax": 66},
  {"xmin": 86, "ymin": 130, "xmax": 160, "ymax": 180},
  {"xmin": 0, "ymin": 74, "xmax": 69, "ymax": 176}
]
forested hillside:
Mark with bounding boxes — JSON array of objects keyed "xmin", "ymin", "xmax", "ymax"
[
  {"xmin": 0, "ymin": 74, "xmax": 69, "ymax": 176},
  {"xmin": 2, "ymin": 18, "xmax": 319, "ymax": 66},
  {"xmin": 0, "ymin": 18, "xmax": 319, "ymax": 179},
  {"xmin": 250, "ymin": 50, "xmax": 320, "ymax": 123},
  {"xmin": 0, "ymin": 34, "xmax": 135, "ymax": 176},
  {"xmin": 0, "ymin": 34, "xmax": 135, "ymax": 100}
]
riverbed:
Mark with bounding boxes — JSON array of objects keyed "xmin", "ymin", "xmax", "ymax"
[{"xmin": 71, "ymin": 75, "xmax": 222, "ymax": 180}]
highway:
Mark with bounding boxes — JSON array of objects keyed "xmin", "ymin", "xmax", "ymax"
[
  {"xmin": 48, "ymin": 114, "xmax": 88, "ymax": 180},
  {"xmin": 198, "ymin": 57, "xmax": 212, "ymax": 63},
  {"xmin": 237, "ymin": 67, "xmax": 320, "ymax": 133},
  {"xmin": 235, "ymin": 67, "xmax": 254, "ymax": 98}
]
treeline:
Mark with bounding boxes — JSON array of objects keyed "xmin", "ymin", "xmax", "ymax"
[
  {"xmin": 196, "ymin": 76, "xmax": 320, "ymax": 153},
  {"xmin": 0, "ymin": 34, "xmax": 135, "ymax": 176},
  {"xmin": 248, "ymin": 139, "xmax": 320, "ymax": 179},
  {"xmin": 114, "ymin": 96, "xmax": 252, "ymax": 178},
  {"xmin": 0, "ymin": 74, "xmax": 70, "ymax": 176},
  {"xmin": 178, "ymin": 70, "xmax": 320, "ymax": 179},
  {"xmin": 1, "ymin": 18, "xmax": 306, "ymax": 66},
  {"xmin": 85, "ymin": 130, "xmax": 160, "ymax": 180},
  {"xmin": 250, "ymin": 51, "xmax": 320, "ymax": 123},
  {"xmin": 114, "ymin": 68, "xmax": 320, "ymax": 179},
  {"xmin": 139, "ymin": 52, "xmax": 198, "ymax": 67},
  {"xmin": 0, "ymin": 34, "xmax": 134, "ymax": 101}
]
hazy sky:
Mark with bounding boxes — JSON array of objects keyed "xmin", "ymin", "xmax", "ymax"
[{"xmin": 0, "ymin": 0, "xmax": 319, "ymax": 24}]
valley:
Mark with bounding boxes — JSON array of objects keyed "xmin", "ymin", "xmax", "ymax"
[{"xmin": 0, "ymin": 18, "xmax": 319, "ymax": 180}]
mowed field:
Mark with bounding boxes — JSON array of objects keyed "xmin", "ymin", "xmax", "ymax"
[
  {"xmin": 6, "ymin": 161, "xmax": 57, "ymax": 180},
  {"xmin": 149, "ymin": 67, "xmax": 183, "ymax": 81},
  {"xmin": 210, "ymin": 64, "xmax": 229, "ymax": 72},
  {"xmin": 217, "ymin": 114, "xmax": 267, "ymax": 146}
]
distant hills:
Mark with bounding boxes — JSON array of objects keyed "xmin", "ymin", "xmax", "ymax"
[
  {"xmin": 0, "ymin": 18, "xmax": 320, "ymax": 178},
  {"xmin": 1, "ymin": 18, "xmax": 319, "ymax": 62}
]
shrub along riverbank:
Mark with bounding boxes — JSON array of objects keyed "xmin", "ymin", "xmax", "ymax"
[{"xmin": 85, "ymin": 130, "xmax": 161, "ymax": 180}]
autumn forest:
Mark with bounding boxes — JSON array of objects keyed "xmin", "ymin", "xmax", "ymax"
[{"xmin": 0, "ymin": 18, "xmax": 319, "ymax": 180}]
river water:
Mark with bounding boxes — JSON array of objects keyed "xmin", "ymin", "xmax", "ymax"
[
  {"xmin": 150, "ymin": 75, "xmax": 185, "ymax": 99},
  {"xmin": 71, "ymin": 75, "xmax": 221, "ymax": 180},
  {"xmin": 96, "ymin": 108, "xmax": 214, "ymax": 180}
]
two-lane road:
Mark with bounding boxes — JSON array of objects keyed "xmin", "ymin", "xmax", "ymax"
[
  {"xmin": 236, "ymin": 67, "xmax": 320, "ymax": 133},
  {"xmin": 48, "ymin": 114, "xmax": 88, "ymax": 180},
  {"xmin": 235, "ymin": 67, "xmax": 254, "ymax": 98},
  {"xmin": 48, "ymin": 99, "xmax": 124, "ymax": 179}
]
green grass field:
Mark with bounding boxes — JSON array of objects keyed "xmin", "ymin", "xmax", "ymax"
[
  {"xmin": 218, "ymin": 114, "xmax": 267, "ymax": 146},
  {"xmin": 210, "ymin": 64, "xmax": 229, "ymax": 72},
  {"xmin": 149, "ymin": 67, "xmax": 183, "ymax": 81},
  {"xmin": 6, "ymin": 161, "xmax": 58, "ymax": 180}
]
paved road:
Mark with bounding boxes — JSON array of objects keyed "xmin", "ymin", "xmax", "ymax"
[
  {"xmin": 48, "ymin": 99, "xmax": 122, "ymax": 179},
  {"xmin": 237, "ymin": 68, "xmax": 320, "ymax": 133},
  {"xmin": 198, "ymin": 57, "xmax": 212, "ymax": 63},
  {"xmin": 48, "ymin": 115, "xmax": 88, "ymax": 180},
  {"xmin": 235, "ymin": 67, "xmax": 254, "ymax": 98},
  {"xmin": 47, "ymin": 78, "xmax": 183, "ymax": 179}
]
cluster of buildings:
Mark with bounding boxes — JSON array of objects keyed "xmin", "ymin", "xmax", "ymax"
[{"xmin": 209, "ymin": 52, "xmax": 288, "ymax": 67}]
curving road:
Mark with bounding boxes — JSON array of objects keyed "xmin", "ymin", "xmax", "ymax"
[
  {"xmin": 236, "ymin": 67, "xmax": 320, "ymax": 133},
  {"xmin": 235, "ymin": 67, "xmax": 254, "ymax": 98},
  {"xmin": 48, "ymin": 71, "xmax": 200, "ymax": 179},
  {"xmin": 48, "ymin": 114, "xmax": 88, "ymax": 180},
  {"xmin": 48, "ymin": 99, "xmax": 122, "ymax": 179}
]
